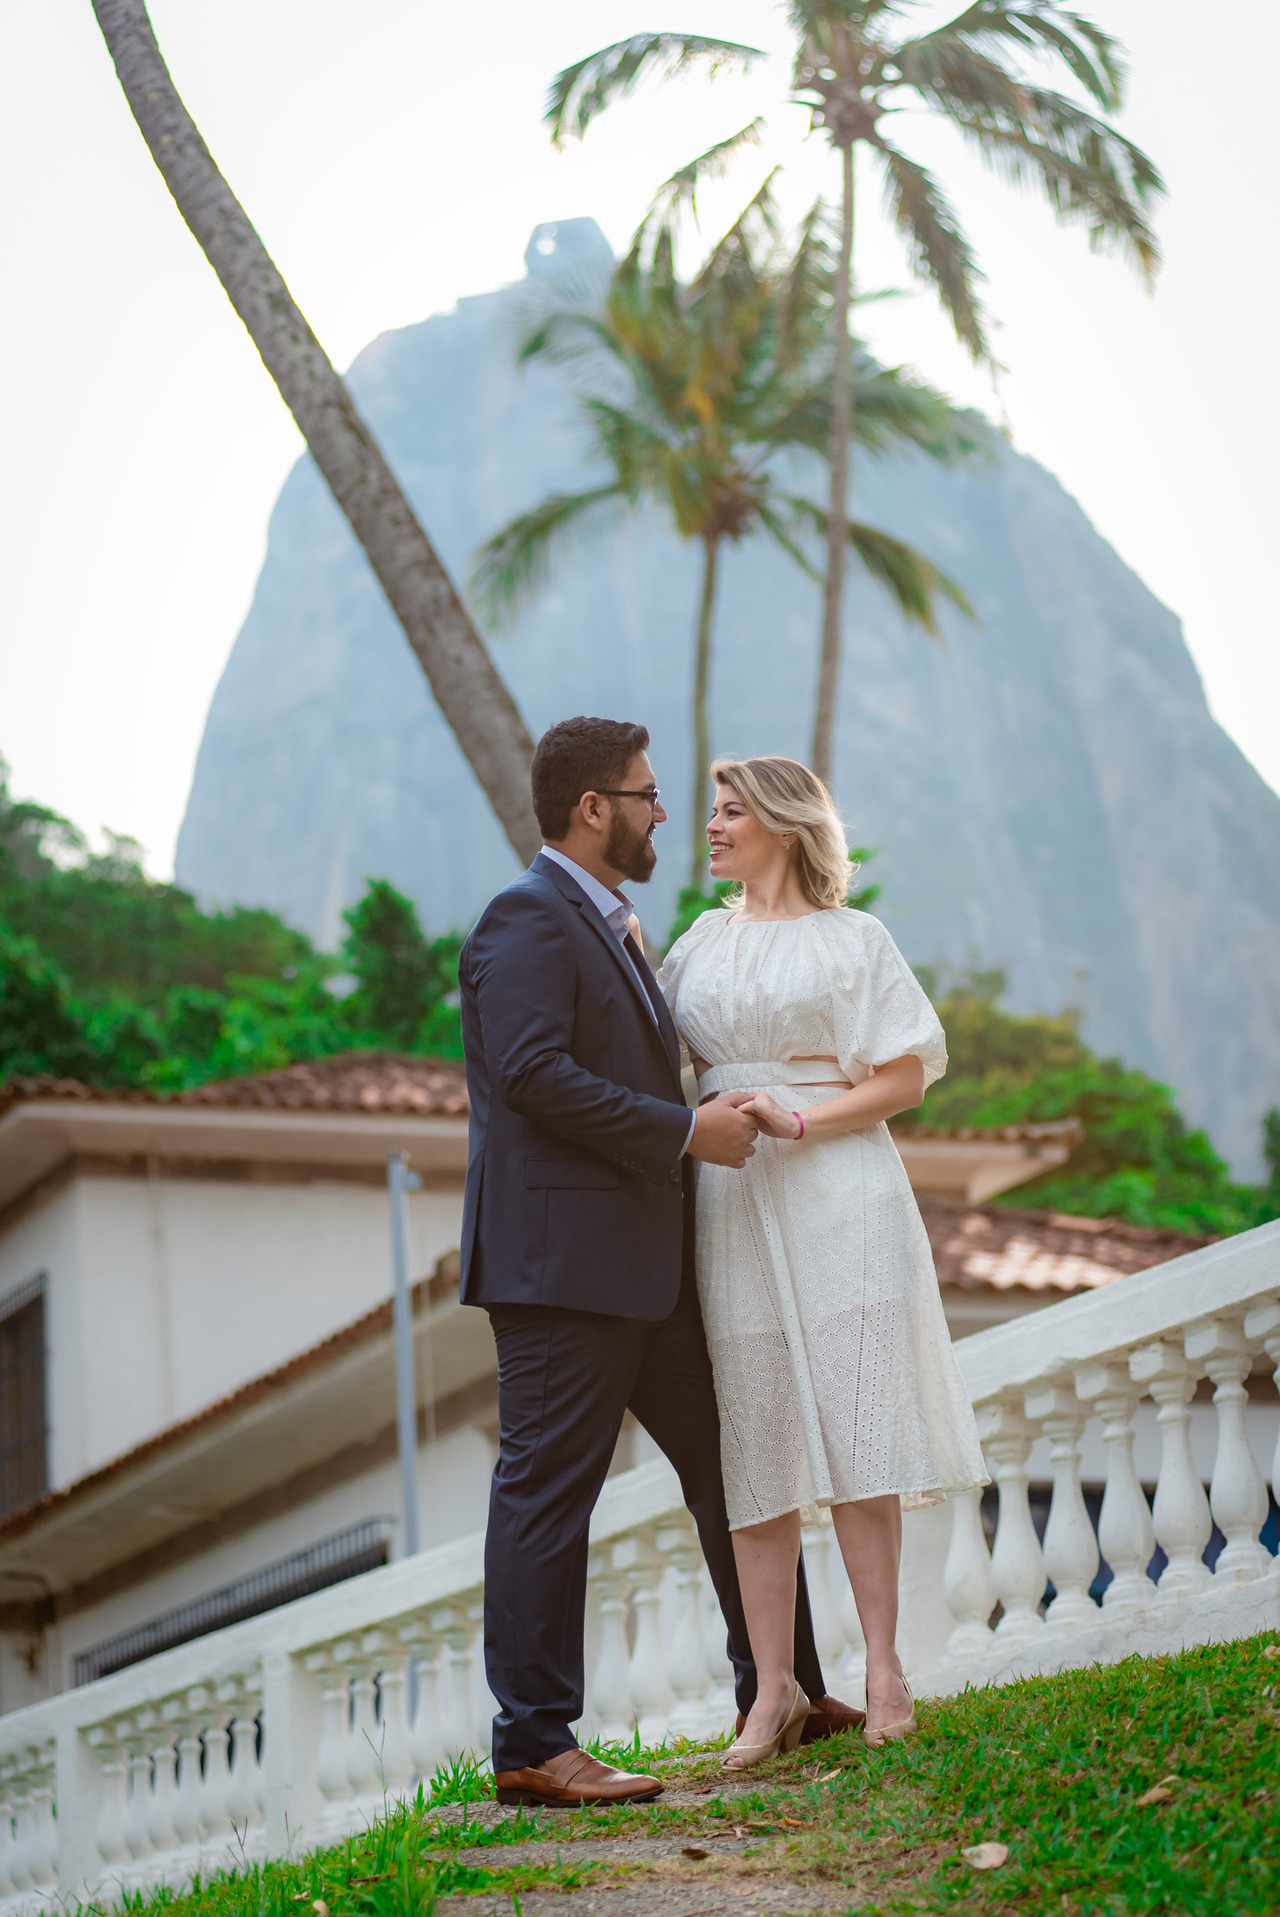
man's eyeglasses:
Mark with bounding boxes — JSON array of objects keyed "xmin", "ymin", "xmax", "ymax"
[{"xmin": 596, "ymin": 788, "xmax": 661, "ymax": 809}]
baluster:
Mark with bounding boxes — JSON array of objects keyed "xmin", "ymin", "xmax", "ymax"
[
  {"xmin": 0, "ymin": 1771, "xmax": 15, "ymax": 1902},
  {"xmin": 980, "ymin": 1399, "xmax": 1047, "ymax": 1647},
  {"xmin": 7, "ymin": 1771, "xmax": 33, "ymax": 1896},
  {"xmin": 141, "ymin": 1706, "xmax": 181, "ymax": 1878},
  {"xmin": 333, "ymin": 1642, "xmax": 383, "ymax": 1810},
  {"xmin": 88, "ymin": 1725, "xmax": 131, "ymax": 1873},
  {"xmin": 243, "ymin": 1670, "xmax": 268, "ymax": 1860},
  {"xmin": 586, "ymin": 1553, "xmax": 634, "ymax": 1743},
  {"xmin": 120, "ymin": 1725, "xmax": 156, "ymax": 1881},
  {"xmin": 400, "ymin": 1619, "xmax": 446, "ymax": 1781},
  {"xmin": 305, "ymin": 1650, "xmax": 355, "ymax": 1837},
  {"xmin": 1025, "ymin": 1382, "xmax": 1100, "ymax": 1630},
  {"xmin": 361, "ymin": 1631, "xmax": 414, "ymax": 1803},
  {"xmin": 431, "ymin": 1604, "xmax": 479, "ymax": 1760},
  {"xmin": 27, "ymin": 1749, "xmax": 58, "ymax": 1891},
  {"xmin": 617, "ymin": 1531, "xmax": 671, "ymax": 1746},
  {"xmin": 1243, "ymin": 1299, "xmax": 1280, "ymax": 1521},
  {"xmin": 801, "ymin": 1524, "xmax": 848, "ymax": 1679},
  {"xmin": 467, "ymin": 1597, "xmax": 496, "ymax": 1754},
  {"xmin": 699, "ymin": 1568, "xmax": 737, "ymax": 1733},
  {"xmin": 218, "ymin": 1677, "xmax": 262, "ymax": 1859},
  {"xmin": 1075, "ymin": 1361, "xmax": 1156, "ymax": 1610},
  {"xmin": 1185, "ymin": 1315, "xmax": 1270, "ymax": 1582},
  {"xmin": 657, "ymin": 1520, "xmax": 713, "ymax": 1738},
  {"xmin": 1131, "ymin": 1340, "xmax": 1212, "ymax": 1597},
  {"xmin": 187, "ymin": 1687, "xmax": 232, "ymax": 1868},
  {"xmin": 942, "ymin": 1485, "xmax": 998, "ymax": 1659},
  {"xmin": 165, "ymin": 1696, "xmax": 205, "ymax": 1870}
]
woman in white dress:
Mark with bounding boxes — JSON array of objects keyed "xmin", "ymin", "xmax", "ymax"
[{"xmin": 658, "ymin": 755, "xmax": 986, "ymax": 1766}]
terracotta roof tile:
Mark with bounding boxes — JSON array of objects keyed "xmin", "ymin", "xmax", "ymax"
[
  {"xmin": 922, "ymin": 1195, "xmax": 1216, "ymax": 1294},
  {"xmin": 0, "ymin": 1052, "xmax": 468, "ymax": 1121}
]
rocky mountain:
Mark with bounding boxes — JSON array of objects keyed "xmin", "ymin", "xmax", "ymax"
[{"xmin": 176, "ymin": 220, "xmax": 1280, "ymax": 1176}]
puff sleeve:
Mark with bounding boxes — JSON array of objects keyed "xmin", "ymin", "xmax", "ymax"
[
  {"xmin": 828, "ymin": 911, "xmax": 947, "ymax": 1089},
  {"xmin": 655, "ymin": 904, "xmax": 726, "ymax": 1014}
]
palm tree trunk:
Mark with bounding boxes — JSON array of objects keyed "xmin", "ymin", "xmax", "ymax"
[
  {"xmin": 811, "ymin": 138, "xmax": 855, "ymax": 789},
  {"xmin": 91, "ymin": 0, "xmax": 541, "ymax": 864},
  {"xmin": 689, "ymin": 535, "xmax": 720, "ymax": 890}
]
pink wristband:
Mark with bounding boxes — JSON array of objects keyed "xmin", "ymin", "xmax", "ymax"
[{"xmin": 792, "ymin": 1111, "xmax": 804, "ymax": 1140}]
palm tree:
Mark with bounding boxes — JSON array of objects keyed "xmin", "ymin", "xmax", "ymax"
[
  {"xmin": 470, "ymin": 168, "xmax": 974, "ymax": 886},
  {"xmin": 91, "ymin": 0, "xmax": 541, "ymax": 864},
  {"xmin": 546, "ymin": 3, "xmax": 1163, "ymax": 784}
]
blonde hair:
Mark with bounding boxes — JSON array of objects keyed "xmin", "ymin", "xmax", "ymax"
[{"xmin": 710, "ymin": 755, "xmax": 851, "ymax": 910}]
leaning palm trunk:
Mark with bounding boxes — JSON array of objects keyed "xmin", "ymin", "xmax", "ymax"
[
  {"xmin": 92, "ymin": 0, "xmax": 540, "ymax": 864},
  {"xmin": 689, "ymin": 535, "xmax": 720, "ymax": 888},
  {"xmin": 811, "ymin": 140, "xmax": 855, "ymax": 789}
]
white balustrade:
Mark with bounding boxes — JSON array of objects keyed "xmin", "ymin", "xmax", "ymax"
[
  {"xmin": 1186, "ymin": 1315, "xmax": 1271, "ymax": 1582},
  {"xmin": 940, "ymin": 1486, "xmax": 997, "ymax": 1658},
  {"xmin": 980, "ymin": 1398, "xmax": 1047, "ymax": 1647},
  {"xmin": 1131, "ymin": 1339, "xmax": 1214, "ymax": 1597},
  {"xmin": 1074, "ymin": 1360, "xmax": 1155, "ymax": 1610},
  {"xmin": 656, "ymin": 1521, "xmax": 714, "ymax": 1738},
  {"xmin": 1025, "ymin": 1380, "xmax": 1100, "ymax": 1630},
  {"xmin": 1243, "ymin": 1297, "xmax": 1280, "ymax": 1508},
  {"xmin": 0, "ymin": 1227, "xmax": 1275, "ymax": 1915}
]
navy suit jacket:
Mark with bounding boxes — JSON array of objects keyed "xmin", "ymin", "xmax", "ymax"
[{"xmin": 458, "ymin": 853, "xmax": 693, "ymax": 1320}]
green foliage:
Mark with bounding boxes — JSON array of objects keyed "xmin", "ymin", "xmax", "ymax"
[
  {"xmin": 548, "ymin": 7, "xmax": 1164, "ymax": 367},
  {"xmin": 341, "ymin": 880, "xmax": 463, "ymax": 1054},
  {"xmin": 471, "ymin": 179, "xmax": 978, "ymax": 629},
  {"xmin": 916, "ymin": 969, "xmax": 1278, "ymax": 1236},
  {"xmin": 106, "ymin": 1634, "xmax": 1280, "ymax": 1917},
  {"xmin": 0, "ymin": 764, "xmax": 463, "ymax": 1090}
]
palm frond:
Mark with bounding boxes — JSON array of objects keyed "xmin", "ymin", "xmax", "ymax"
[
  {"xmin": 785, "ymin": 495, "xmax": 975, "ymax": 636},
  {"xmin": 545, "ymin": 33, "xmax": 764, "ymax": 147},
  {"xmin": 874, "ymin": 139, "xmax": 991, "ymax": 364},
  {"xmin": 756, "ymin": 499, "xmax": 824, "ymax": 584},
  {"xmin": 905, "ymin": 3, "xmax": 1125, "ymax": 111},
  {"xmin": 468, "ymin": 485, "xmax": 628, "ymax": 623},
  {"xmin": 642, "ymin": 121, "xmax": 767, "ymax": 234},
  {"xmin": 948, "ymin": 92, "xmax": 1162, "ymax": 275}
]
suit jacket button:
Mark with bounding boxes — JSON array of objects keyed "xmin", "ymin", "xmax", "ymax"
[{"xmin": 669, "ymin": 1167, "xmax": 680, "ymax": 1184}]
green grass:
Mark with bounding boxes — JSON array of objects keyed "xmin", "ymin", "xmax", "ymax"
[{"xmin": 104, "ymin": 1630, "xmax": 1280, "ymax": 1916}]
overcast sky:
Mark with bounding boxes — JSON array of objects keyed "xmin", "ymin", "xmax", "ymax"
[{"xmin": 3, "ymin": 0, "xmax": 1277, "ymax": 876}]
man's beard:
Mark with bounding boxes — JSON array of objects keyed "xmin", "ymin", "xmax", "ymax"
[{"xmin": 604, "ymin": 803, "xmax": 657, "ymax": 883}]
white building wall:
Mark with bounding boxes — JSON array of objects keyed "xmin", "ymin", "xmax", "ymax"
[
  {"xmin": 44, "ymin": 1175, "xmax": 464, "ymax": 1484},
  {"xmin": 49, "ymin": 1425, "xmax": 495, "ymax": 1698}
]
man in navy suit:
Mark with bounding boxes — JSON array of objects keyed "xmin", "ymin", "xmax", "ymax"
[{"xmin": 459, "ymin": 716, "xmax": 859, "ymax": 1807}]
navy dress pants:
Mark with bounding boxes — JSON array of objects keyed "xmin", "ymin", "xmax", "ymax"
[{"xmin": 484, "ymin": 1280, "xmax": 827, "ymax": 1771}]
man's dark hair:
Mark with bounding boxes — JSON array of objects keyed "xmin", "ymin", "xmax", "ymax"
[{"xmin": 532, "ymin": 717, "xmax": 650, "ymax": 840}]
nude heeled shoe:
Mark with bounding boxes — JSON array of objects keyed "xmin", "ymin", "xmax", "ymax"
[
  {"xmin": 721, "ymin": 1682, "xmax": 810, "ymax": 1771},
  {"xmin": 863, "ymin": 1677, "xmax": 916, "ymax": 1748}
]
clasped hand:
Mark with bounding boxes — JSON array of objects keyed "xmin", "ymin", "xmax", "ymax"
[{"xmin": 687, "ymin": 1089, "xmax": 802, "ymax": 1167}]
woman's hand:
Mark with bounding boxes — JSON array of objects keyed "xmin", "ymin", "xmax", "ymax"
[{"xmin": 739, "ymin": 1091, "xmax": 803, "ymax": 1139}]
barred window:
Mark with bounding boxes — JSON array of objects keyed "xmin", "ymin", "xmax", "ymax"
[{"xmin": 0, "ymin": 1278, "xmax": 47, "ymax": 1519}]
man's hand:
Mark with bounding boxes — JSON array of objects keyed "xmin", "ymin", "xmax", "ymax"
[{"xmin": 687, "ymin": 1092, "xmax": 758, "ymax": 1168}]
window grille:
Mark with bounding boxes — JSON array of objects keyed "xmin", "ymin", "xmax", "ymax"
[
  {"xmin": 0, "ymin": 1277, "xmax": 47, "ymax": 1520},
  {"xmin": 72, "ymin": 1517, "xmax": 395, "ymax": 1685}
]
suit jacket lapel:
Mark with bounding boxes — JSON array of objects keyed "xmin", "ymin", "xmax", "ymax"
[
  {"xmin": 534, "ymin": 855, "xmax": 682, "ymax": 1089},
  {"xmin": 626, "ymin": 930, "xmax": 683, "ymax": 1081}
]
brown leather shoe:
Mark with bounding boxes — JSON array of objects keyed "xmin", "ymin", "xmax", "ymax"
[
  {"xmin": 734, "ymin": 1693, "xmax": 866, "ymax": 1746},
  {"xmin": 494, "ymin": 1746, "xmax": 663, "ymax": 1807}
]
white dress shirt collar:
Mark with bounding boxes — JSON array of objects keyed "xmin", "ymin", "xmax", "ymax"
[{"xmin": 540, "ymin": 846, "xmax": 635, "ymax": 941}]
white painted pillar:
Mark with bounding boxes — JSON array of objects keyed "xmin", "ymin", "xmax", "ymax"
[
  {"xmin": 1075, "ymin": 1360, "xmax": 1156, "ymax": 1610},
  {"xmin": 1130, "ymin": 1339, "xmax": 1212, "ymax": 1597}
]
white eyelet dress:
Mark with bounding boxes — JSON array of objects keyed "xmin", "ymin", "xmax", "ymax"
[{"xmin": 657, "ymin": 906, "xmax": 987, "ymax": 1530}]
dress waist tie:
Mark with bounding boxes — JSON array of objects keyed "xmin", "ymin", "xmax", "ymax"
[{"xmin": 698, "ymin": 1059, "xmax": 856, "ymax": 1097}]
